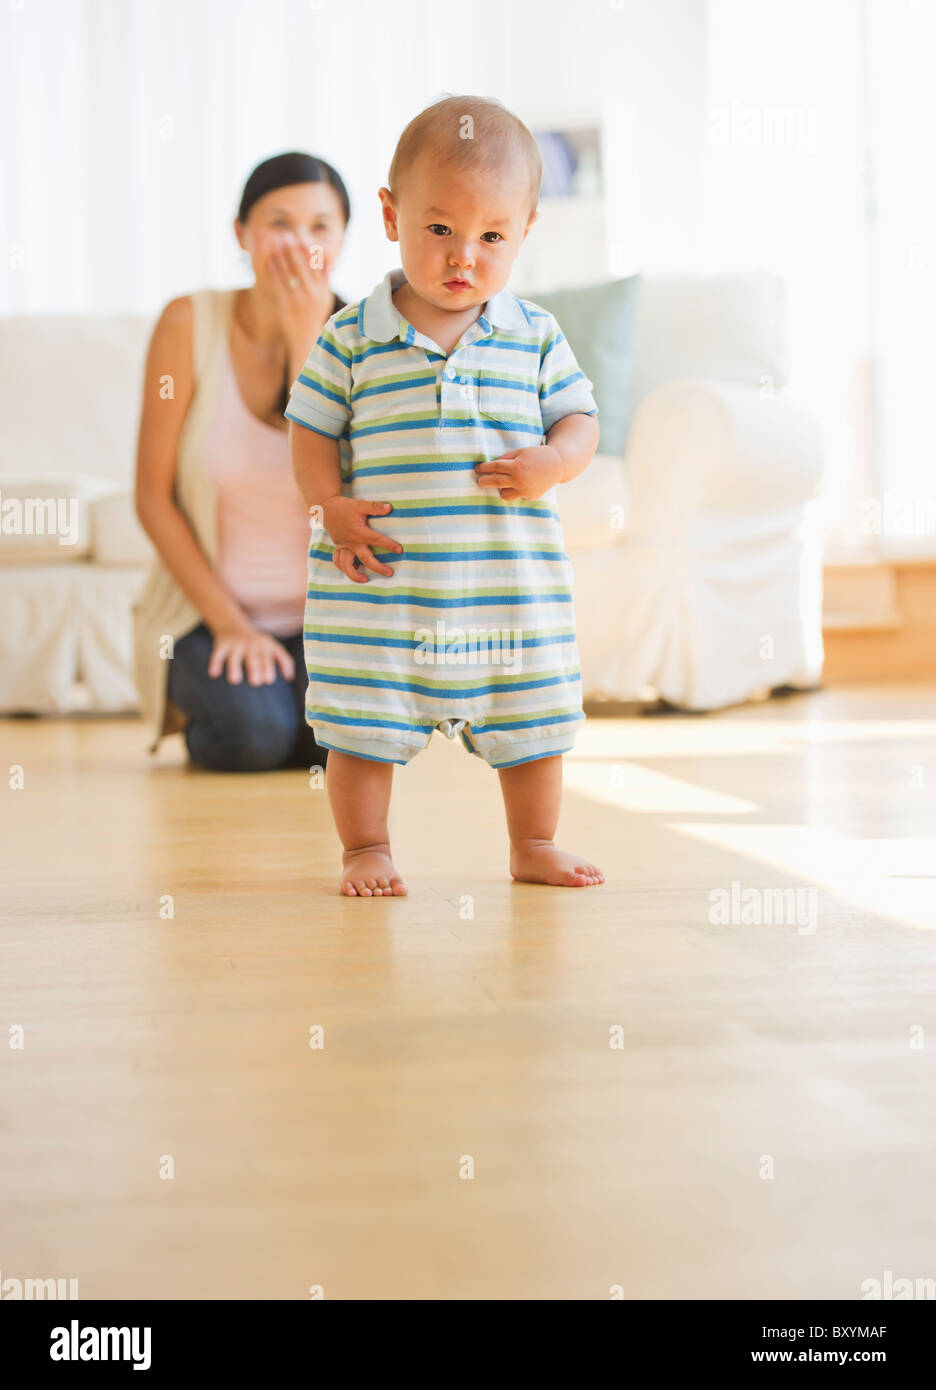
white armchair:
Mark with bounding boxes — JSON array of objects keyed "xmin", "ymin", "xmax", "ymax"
[{"xmin": 560, "ymin": 271, "xmax": 825, "ymax": 709}]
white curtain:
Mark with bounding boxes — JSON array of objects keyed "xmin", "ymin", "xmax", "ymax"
[
  {"xmin": 1, "ymin": 0, "xmax": 712, "ymax": 318},
  {"xmin": 5, "ymin": 0, "xmax": 910, "ymax": 555},
  {"xmin": 865, "ymin": 0, "xmax": 936, "ymax": 559},
  {"xmin": 701, "ymin": 0, "xmax": 874, "ymax": 554},
  {"xmin": 0, "ymin": 0, "xmax": 521, "ymax": 315}
]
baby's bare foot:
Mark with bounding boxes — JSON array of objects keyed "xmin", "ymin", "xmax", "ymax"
[
  {"xmin": 509, "ymin": 839, "xmax": 605, "ymax": 888},
  {"xmin": 340, "ymin": 844, "xmax": 408, "ymax": 898}
]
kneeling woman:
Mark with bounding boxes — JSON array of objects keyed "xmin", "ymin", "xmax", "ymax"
[{"xmin": 133, "ymin": 152, "xmax": 348, "ymax": 771}]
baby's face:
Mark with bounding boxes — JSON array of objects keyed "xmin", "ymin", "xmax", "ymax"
[{"xmin": 380, "ymin": 155, "xmax": 535, "ymax": 314}]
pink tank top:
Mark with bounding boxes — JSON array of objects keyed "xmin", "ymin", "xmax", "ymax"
[{"xmin": 203, "ymin": 347, "xmax": 310, "ymax": 637}]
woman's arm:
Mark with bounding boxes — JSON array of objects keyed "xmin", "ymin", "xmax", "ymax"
[
  {"xmin": 134, "ymin": 295, "xmax": 250, "ymax": 634},
  {"xmin": 134, "ymin": 296, "xmax": 292, "ymax": 685}
]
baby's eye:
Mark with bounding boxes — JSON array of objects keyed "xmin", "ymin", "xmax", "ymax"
[
  {"xmin": 428, "ymin": 224, "xmax": 451, "ymax": 236},
  {"xmin": 481, "ymin": 232, "xmax": 504, "ymax": 243}
]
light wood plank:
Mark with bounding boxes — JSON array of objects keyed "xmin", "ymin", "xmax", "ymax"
[{"xmin": 2, "ymin": 689, "xmax": 935, "ymax": 1299}]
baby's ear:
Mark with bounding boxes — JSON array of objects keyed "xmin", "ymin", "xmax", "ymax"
[{"xmin": 377, "ymin": 187, "xmax": 400, "ymax": 243}]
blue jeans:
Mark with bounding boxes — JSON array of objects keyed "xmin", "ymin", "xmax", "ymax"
[{"xmin": 167, "ymin": 623, "xmax": 327, "ymax": 773}]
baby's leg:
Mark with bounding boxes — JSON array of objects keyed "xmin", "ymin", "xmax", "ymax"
[
  {"xmin": 325, "ymin": 750, "xmax": 407, "ymax": 897},
  {"xmin": 498, "ymin": 754, "xmax": 604, "ymax": 888}
]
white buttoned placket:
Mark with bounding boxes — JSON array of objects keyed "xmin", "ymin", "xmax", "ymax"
[
  {"xmin": 393, "ymin": 316, "xmax": 495, "ymax": 745},
  {"xmin": 400, "ymin": 315, "xmax": 493, "ymax": 429}
]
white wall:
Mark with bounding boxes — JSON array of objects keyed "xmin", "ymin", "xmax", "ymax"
[{"xmin": 507, "ymin": 0, "xmax": 709, "ymax": 286}]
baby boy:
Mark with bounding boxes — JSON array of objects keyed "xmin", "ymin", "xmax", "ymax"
[{"xmin": 288, "ymin": 95, "xmax": 604, "ymax": 897}]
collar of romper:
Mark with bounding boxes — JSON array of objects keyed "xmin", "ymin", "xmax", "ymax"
[{"xmin": 361, "ymin": 266, "xmax": 532, "ymax": 344}]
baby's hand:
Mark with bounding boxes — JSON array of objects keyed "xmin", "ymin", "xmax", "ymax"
[
  {"xmin": 320, "ymin": 495, "xmax": 402, "ymax": 583},
  {"xmin": 474, "ymin": 446, "xmax": 564, "ymax": 501}
]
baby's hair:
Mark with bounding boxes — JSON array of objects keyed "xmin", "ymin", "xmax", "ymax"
[{"xmin": 387, "ymin": 94, "xmax": 541, "ymax": 222}]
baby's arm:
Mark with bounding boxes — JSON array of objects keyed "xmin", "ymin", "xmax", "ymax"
[
  {"xmin": 475, "ymin": 413, "xmax": 599, "ymax": 501},
  {"xmin": 476, "ymin": 308, "xmax": 600, "ymax": 501},
  {"xmin": 289, "ymin": 422, "xmax": 401, "ymax": 582},
  {"xmin": 544, "ymin": 412, "xmax": 600, "ymax": 483},
  {"xmin": 290, "ymin": 417, "xmax": 343, "ymax": 512}
]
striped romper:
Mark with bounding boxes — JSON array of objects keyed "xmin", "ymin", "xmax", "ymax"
[{"xmin": 285, "ymin": 267, "xmax": 598, "ymax": 770}]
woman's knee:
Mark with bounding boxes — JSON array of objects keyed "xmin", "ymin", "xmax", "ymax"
[{"xmin": 185, "ymin": 709, "xmax": 297, "ymax": 772}]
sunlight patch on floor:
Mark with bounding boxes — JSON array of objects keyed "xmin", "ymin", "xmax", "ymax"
[
  {"xmin": 562, "ymin": 760, "xmax": 758, "ymax": 815},
  {"xmin": 572, "ymin": 717, "xmax": 936, "ymax": 761},
  {"xmin": 673, "ymin": 823, "xmax": 936, "ymax": 932}
]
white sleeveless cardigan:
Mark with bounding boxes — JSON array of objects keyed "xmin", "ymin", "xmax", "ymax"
[{"xmin": 132, "ymin": 286, "xmax": 238, "ymax": 753}]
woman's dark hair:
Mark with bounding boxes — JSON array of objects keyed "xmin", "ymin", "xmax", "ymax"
[
  {"xmin": 237, "ymin": 150, "xmax": 351, "ymax": 227},
  {"xmin": 237, "ymin": 152, "xmax": 351, "ymax": 420}
]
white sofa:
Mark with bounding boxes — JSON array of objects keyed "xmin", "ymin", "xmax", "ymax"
[{"xmin": 0, "ymin": 271, "xmax": 824, "ymax": 716}]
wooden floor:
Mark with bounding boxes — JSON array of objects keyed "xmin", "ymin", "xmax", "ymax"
[{"xmin": 2, "ymin": 685, "xmax": 935, "ymax": 1300}]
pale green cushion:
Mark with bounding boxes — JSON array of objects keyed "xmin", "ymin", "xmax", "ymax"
[{"xmin": 523, "ymin": 276, "xmax": 640, "ymax": 457}]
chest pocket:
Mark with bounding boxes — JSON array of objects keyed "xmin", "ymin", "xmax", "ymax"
[{"xmin": 479, "ymin": 369, "xmax": 541, "ymax": 432}]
